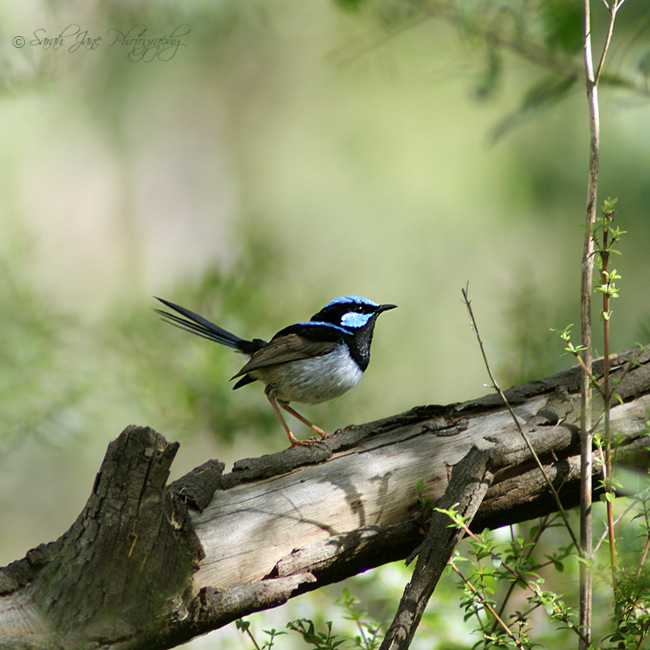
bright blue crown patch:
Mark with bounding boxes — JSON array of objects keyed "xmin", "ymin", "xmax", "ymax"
[{"xmin": 324, "ymin": 295, "xmax": 379, "ymax": 309}]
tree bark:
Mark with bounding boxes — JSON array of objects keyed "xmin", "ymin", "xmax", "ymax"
[
  {"xmin": 1, "ymin": 347, "xmax": 649, "ymax": 650},
  {"xmin": 379, "ymin": 446, "xmax": 495, "ymax": 650}
]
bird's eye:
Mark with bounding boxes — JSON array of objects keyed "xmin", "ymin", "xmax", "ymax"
[{"xmin": 341, "ymin": 311, "xmax": 372, "ymax": 329}]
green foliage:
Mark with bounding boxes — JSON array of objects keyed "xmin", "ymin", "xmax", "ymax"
[
  {"xmin": 237, "ymin": 588, "xmax": 383, "ymax": 650},
  {"xmin": 598, "ymin": 485, "xmax": 650, "ymax": 649},
  {"xmin": 0, "ymin": 231, "xmax": 309, "ymax": 451},
  {"xmin": 236, "ymin": 618, "xmax": 286, "ymax": 649},
  {"xmin": 332, "ymin": 0, "xmax": 371, "ymax": 11},
  {"xmin": 112, "ymin": 235, "xmax": 305, "ymax": 444},
  {"xmin": 329, "ymin": 0, "xmax": 650, "ymax": 141},
  {"xmin": 336, "ymin": 588, "xmax": 382, "ymax": 650},
  {"xmin": 550, "ymin": 323, "xmax": 587, "ymax": 357},
  {"xmin": 639, "ymin": 48, "xmax": 650, "ymax": 79},
  {"xmin": 474, "ymin": 46, "xmax": 502, "ymax": 101},
  {"xmin": 416, "ymin": 478, "xmax": 433, "ymax": 510},
  {"xmin": 456, "ymin": 518, "xmax": 578, "ymax": 645},
  {"xmin": 499, "ymin": 269, "xmax": 566, "ymax": 387},
  {"xmin": 491, "ymin": 74, "xmax": 578, "ymax": 142},
  {"xmin": 433, "ymin": 503, "xmax": 650, "ymax": 650},
  {"xmin": 540, "ymin": 0, "xmax": 583, "ymax": 54},
  {"xmin": 285, "ymin": 620, "xmax": 346, "ymax": 649},
  {"xmin": 0, "ymin": 257, "xmax": 90, "ymax": 455}
]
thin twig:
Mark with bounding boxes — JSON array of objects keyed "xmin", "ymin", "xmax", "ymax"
[
  {"xmin": 452, "ymin": 517, "xmax": 591, "ymax": 646},
  {"xmin": 594, "ymin": 496, "xmax": 643, "ymax": 554},
  {"xmin": 599, "ymin": 206, "xmax": 618, "ymax": 584},
  {"xmin": 567, "ymin": 349, "xmax": 606, "ymax": 400},
  {"xmin": 594, "ymin": 1, "xmax": 626, "ymax": 84},
  {"xmin": 637, "ymin": 533, "xmax": 650, "ymax": 580},
  {"xmin": 449, "ymin": 562, "xmax": 527, "ymax": 650},
  {"xmin": 461, "ymin": 286, "xmax": 580, "ymax": 551},
  {"xmin": 492, "ymin": 517, "xmax": 551, "ymax": 629}
]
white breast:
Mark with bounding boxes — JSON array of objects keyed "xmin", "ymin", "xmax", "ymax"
[{"xmin": 253, "ymin": 344, "xmax": 364, "ymax": 404}]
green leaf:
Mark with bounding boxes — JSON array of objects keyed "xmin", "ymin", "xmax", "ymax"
[
  {"xmin": 541, "ymin": 0, "xmax": 583, "ymax": 54},
  {"xmin": 491, "ymin": 74, "xmax": 577, "ymax": 142},
  {"xmin": 639, "ymin": 49, "xmax": 650, "ymax": 78},
  {"xmin": 332, "ymin": 0, "xmax": 370, "ymax": 11},
  {"xmin": 474, "ymin": 45, "xmax": 501, "ymax": 100}
]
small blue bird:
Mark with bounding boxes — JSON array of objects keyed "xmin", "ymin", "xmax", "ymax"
[{"xmin": 155, "ymin": 295, "xmax": 396, "ymax": 447}]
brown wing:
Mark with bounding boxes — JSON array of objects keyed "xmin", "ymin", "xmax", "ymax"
[{"xmin": 231, "ymin": 333, "xmax": 338, "ymax": 378}]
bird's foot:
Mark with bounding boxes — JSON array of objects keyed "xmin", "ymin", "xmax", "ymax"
[
  {"xmin": 288, "ymin": 435, "xmax": 321, "ymax": 448},
  {"xmin": 310, "ymin": 426, "xmax": 331, "ymax": 439}
]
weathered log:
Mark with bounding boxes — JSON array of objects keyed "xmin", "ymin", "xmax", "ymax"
[{"xmin": 0, "ymin": 347, "xmax": 648, "ymax": 649}]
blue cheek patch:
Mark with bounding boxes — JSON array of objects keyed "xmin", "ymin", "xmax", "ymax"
[{"xmin": 341, "ymin": 311, "xmax": 372, "ymax": 329}]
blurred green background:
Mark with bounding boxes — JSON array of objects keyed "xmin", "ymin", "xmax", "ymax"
[{"xmin": 1, "ymin": 0, "xmax": 650, "ymax": 647}]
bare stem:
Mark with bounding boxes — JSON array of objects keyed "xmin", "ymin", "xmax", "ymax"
[
  {"xmin": 637, "ymin": 532, "xmax": 650, "ymax": 580},
  {"xmin": 492, "ymin": 518, "xmax": 547, "ymax": 630},
  {"xmin": 580, "ymin": 0, "xmax": 599, "ymax": 644},
  {"xmin": 581, "ymin": 1, "xmax": 624, "ymax": 644},
  {"xmin": 595, "ymin": 1, "xmax": 627, "ymax": 84},
  {"xmin": 462, "ymin": 287, "xmax": 580, "ymax": 550},
  {"xmin": 449, "ymin": 562, "xmax": 527, "ymax": 650},
  {"xmin": 599, "ymin": 209, "xmax": 618, "ymax": 585}
]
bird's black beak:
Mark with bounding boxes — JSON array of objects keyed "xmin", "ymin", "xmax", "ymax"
[{"xmin": 377, "ymin": 304, "xmax": 397, "ymax": 313}]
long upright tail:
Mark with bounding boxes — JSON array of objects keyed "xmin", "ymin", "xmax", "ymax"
[{"xmin": 154, "ymin": 297, "xmax": 265, "ymax": 355}]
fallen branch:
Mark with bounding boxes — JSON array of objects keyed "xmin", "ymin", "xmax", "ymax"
[{"xmin": 0, "ymin": 347, "xmax": 648, "ymax": 649}]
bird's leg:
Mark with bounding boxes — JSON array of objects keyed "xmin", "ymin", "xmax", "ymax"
[
  {"xmin": 277, "ymin": 400, "xmax": 331, "ymax": 440},
  {"xmin": 266, "ymin": 394, "xmax": 316, "ymax": 447}
]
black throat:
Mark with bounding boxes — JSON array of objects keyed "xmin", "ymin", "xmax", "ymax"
[{"xmin": 344, "ymin": 315, "xmax": 381, "ymax": 371}]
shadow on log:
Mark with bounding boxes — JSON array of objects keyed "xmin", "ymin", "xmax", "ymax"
[{"xmin": 1, "ymin": 347, "xmax": 649, "ymax": 649}]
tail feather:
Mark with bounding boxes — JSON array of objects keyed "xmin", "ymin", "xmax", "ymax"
[{"xmin": 154, "ymin": 297, "xmax": 264, "ymax": 354}]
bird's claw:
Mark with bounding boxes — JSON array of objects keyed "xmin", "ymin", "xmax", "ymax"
[{"xmin": 289, "ymin": 435, "xmax": 323, "ymax": 448}]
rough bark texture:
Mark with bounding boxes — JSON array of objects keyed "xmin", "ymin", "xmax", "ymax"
[
  {"xmin": 1, "ymin": 347, "xmax": 649, "ymax": 650},
  {"xmin": 380, "ymin": 446, "xmax": 495, "ymax": 650}
]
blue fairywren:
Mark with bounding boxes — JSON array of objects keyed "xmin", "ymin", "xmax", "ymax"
[{"xmin": 155, "ymin": 295, "xmax": 396, "ymax": 447}]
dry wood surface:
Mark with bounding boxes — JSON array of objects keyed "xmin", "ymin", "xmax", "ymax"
[{"xmin": 0, "ymin": 347, "xmax": 648, "ymax": 649}]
